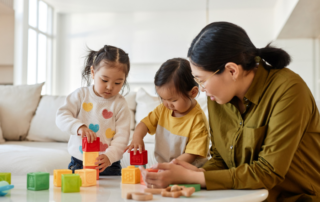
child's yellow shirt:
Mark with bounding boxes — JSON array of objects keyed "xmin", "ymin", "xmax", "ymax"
[{"xmin": 142, "ymin": 102, "xmax": 209, "ymax": 165}]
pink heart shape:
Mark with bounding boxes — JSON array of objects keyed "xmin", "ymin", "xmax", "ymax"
[
  {"xmin": 100, "ymin": 142, "xmax": 108, "ymax": 151},
  {"xmin": 102, "ymin": 109, "xmax": 113, "ymax": 119}
]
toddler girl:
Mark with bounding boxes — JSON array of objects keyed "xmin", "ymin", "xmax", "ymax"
[{"xmin": 56, "ymin": 45, "xmax": 131, "ymax": 175}]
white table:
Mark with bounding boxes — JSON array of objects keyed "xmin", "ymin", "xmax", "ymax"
[{"xmin": 0, "ymin": 176, "xmax": 268, "ymax": 202}]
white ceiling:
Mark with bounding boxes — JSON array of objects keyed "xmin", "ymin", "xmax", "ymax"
[{"xmin": 43, "ymin": 0, "xmax": 279, "ymax": 13}]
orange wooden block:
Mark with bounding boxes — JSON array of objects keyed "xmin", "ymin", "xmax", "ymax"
[
  {"xmin": 53, "ymin": 169, "xmax": 72, "ymax": 187},
  {"xmin": 122, "ymin": 166, "xmax": 140, "ymax": 184},
  {"xmin": 83, "ymin": 152, "xmax": 99, "ymax": 166},
  {"xmin": 140, "ymin": 169, "xmax": 158, "ymax": 186},
  {"xmin": 84, "ymin": 166, "xmax": 99, "ymax": 180},
  {"xmin": 75, "ymin": 169, "xmax": 97, "ymax": 187}
]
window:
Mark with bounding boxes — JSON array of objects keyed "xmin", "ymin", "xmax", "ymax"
[{"xmin": 27, "ymin": 0, "xmax": 53, "ymax": 94}]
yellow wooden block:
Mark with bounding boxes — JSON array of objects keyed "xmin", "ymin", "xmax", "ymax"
[
  {"xmin": 83, "ymin": 152, "xmax": 99, "ymax": 166},
  {"xmin": 53, "ymin": 169, "xmax": 72, "ymax": 187},
  {"xmin": 75, "ymin": 169, "xmax": 97, "ymax": 187},
  {"xmin": 122, "ymin": 166, "xmax": 140, "ymax": 184}
]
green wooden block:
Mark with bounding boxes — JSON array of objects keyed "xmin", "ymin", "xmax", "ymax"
[
  {"xmin": 170, "ymin": 184, "xmax": 201, "ymax": 192},
  {"xmin": 134, "ymin": 165, "xmax": 147, "ymax": 169},
  {"xmin": 0, "ymin": 173, "xmax": 11, "ymax": 184},
  {"xmin": 61, "ymin": 174, "xmax": 82, "ymax": 193},
  {"xmin": 27, "ymin": 172, "xmax": 49, "ymax": 191}
]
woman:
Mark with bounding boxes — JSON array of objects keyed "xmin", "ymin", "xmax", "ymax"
[{"xmin": 140, "ymin": 22, "xmax": 320, "ymax": 202}]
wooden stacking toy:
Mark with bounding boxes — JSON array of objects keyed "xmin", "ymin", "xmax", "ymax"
[
  {"xmin": 82, "ymin": 137, "xmax": 100, "ymax": 179},
  {"xmin": 161, "ymin": 185, "xmax": 195, "ymax": 198}
]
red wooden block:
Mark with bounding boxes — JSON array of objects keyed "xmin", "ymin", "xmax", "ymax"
[
  {"xmin": 82, "ymin": 137, "xmax": 100, "ymax": 152},
  {"xmin": 130, "ymin": 150, "xmax": 148, "ymax": 165},
  {"xmin": 83, "ymin": 166, "xmax": 99, "ymax": 180}
]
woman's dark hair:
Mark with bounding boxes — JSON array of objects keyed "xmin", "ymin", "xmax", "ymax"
[
  {"xmin": 187, "ymin": 22, "xmax": 291, "ymax": 73},
  {"xmin": 155, "ymin": 58, "xmax": 198, "ymax": 98},
  {"xmin": 82, "ymin": 45, "xmax": 130, "ymax": 94}
]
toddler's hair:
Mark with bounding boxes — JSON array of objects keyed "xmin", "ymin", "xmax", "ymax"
[
  {"xmin": 82, "ymin": 45, "xmax": 130, "ymax": 93},
  {"xmin": 154, "ymin": 58, "xmax": 198, "ymax": 98}
]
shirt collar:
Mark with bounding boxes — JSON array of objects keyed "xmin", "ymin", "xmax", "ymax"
[{"xmin": 244, "ymin": 62, "xmax": 269, "ymax": 105}]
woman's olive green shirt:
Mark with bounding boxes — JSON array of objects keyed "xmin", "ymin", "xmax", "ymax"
[{"xmin": 202, "ymin": 63, "xmax": 320, "ymax": 202}]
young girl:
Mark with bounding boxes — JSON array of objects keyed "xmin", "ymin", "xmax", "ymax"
[
  {"xmin": 56, "ymin": 45, "xmax": 131, "ymax": 175},
  {"xmin": 126, "ymin": 58, "xmax": 209, "ymax": 167}
]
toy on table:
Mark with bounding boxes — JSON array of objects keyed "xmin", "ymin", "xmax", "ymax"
[
  {"xmin": 130, "ymin": 150, "xmax": 148, "ymax": 165},
  {"xmin": 0, "ymin": 173, "xmax": 11, "ymax": 184},
  {"xmin": 27, "ymin": 172, "xmax": 50, "ymax": 191},
  {"xmin": 0, "ymin": 181, "xmax": 14, "ymax": 196},
  {"xmin": 140, "ymin": 169, "xmax": 158, "ymax": 186},
  {"xmin": 169, "ymin": 184, "xmax": 201, "ymax": 192},
  {"xmin": 122, "ymin": 166, "xmax": 140, "ymax": 184},
  {"xmin": 144, "ymin": 188, "xmax": 165, "ymax": 195},
  {"xmin": 53, "ymin": 169, "xmax": 72, "ymax": 187},
  {"xmin": 84, "ymin": 166, "xmax": 99, "ymax": 180},
  {"xmin": 161, "ymin": 185, "xmax": 195, "ymax": 198},
  {"xmin": 61, "ymin": 174, "xmax": 82, "ymax": 193},
  {"xmin": 82, "ymin": 137, "xmax": 100, "ymax": 179},
  {"xmin": 75, "ymin": 169, "xmax": 96, "ymax": 187},
  {"xmin": 126, "ymin": 192, "xmax": 153, "ymax": 201}
]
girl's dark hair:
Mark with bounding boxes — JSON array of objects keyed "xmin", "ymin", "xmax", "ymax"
[
  {"xmin": 82, "ymin": 45, "xmax": 130, "ymax": 94},
  {"xmin": 187, "ymin": 22, "xmax": 291, "ymax": 73},
  {"xmin": 155, "ymin": 58, "xmax": 198, "ymax": 98}
]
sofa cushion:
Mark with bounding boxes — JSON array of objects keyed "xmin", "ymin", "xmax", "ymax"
[
  {"xmin": 124, "ymin": 92, "xmax": 136, "ymax": 131},
  {"xmin": 0, "ymin": 119, "xmax": 3, "ymax": 143},
  {"xmin": 0, "ymin": 83, "xmax": 44, "ymax": 141},
  {"xmin": 27, "ymin": 95, "xmax": 71, "ymax": 142}
]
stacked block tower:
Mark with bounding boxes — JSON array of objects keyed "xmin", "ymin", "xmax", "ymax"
[
  {"xmin": 82, "ymin": 137, "xmax": 100, "ymax": 180},
  {"xmin": 122, "ymin": 150, "xmax": 148, "ymax": 184}
]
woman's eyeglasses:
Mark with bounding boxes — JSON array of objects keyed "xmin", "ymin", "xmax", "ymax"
[{"xmin": 193, "ymin": 69, "xmax": 220, "ymax": 89}]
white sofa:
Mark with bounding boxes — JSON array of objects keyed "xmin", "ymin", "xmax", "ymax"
[{"xmin": 0, "ymin": 83, "xmax": 209, "ymax": 175}]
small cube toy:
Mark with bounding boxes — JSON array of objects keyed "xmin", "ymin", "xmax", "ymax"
[
  {"xmin": 83, "ymin": 152, "xmax": 99, "ymax": 166},
  {"xmin": 84, "ymin": 166, "xmax": 99, "ymax": 180},
  {"xmin": 0, "ymin": 173, "xmax": 11, "ymax": 184},
  {"xmin": 27, "ymin": 172, "xmax": 50, "ymax": 191},
  {"xmin": 75, "ymin": 169, "xmax": 96, "ymax": 187},
  {"xmin": 53, "ymin": 169, "xmax": 72, "ymax": 187},
  {"xmin": 61, "ymin": 174, "xmax": 82, "ymax": 193},
  {"xmin": 122, "ymin": 166, "xmax": 140, "ymax": 184},
  {"xmin": 140, "ymin": 169, "xmax": 158, "ymax": 186},
  {"xmin": 82, "ymin": 137, "xmax": 100, "ymax": 152},
  {"xmin": 130, "ymin": 150, "xmax": 148, "ymax": 165}
]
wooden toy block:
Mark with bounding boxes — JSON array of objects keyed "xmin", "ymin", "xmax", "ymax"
[
  {"xmin": 84, "ymin": 166, "xmax": 99, "ymax": 180},
  {"xmin": 144, "ymin": 188, "xmax": 165, "ymax": 195},
  {"xmin": 122, "ymin": 166, "xmax": 140, "ymax": 184},
  {"xmin": 83, "ymin": 151, "xmax": 99, "ymax": 166},
  {"xmin": 61, "ymin": 174, "xmax": 82, "ymax": 193},
  {"xmin": 126, "ymin": 192, "xmax": 153, "ymax": 201},
  {"xmin": 140, "ymin": 169, "xmax": 158, "ymax": 186},
  {"xmin": 82, "ymin": 137, "xmax": 100, "ymax": 152},
  {"xmin": 75, "ymin": 169, "xmax": 96, "ymax": 187},
  {"xmin": 170, "ymin": 184, "xmax": 201, "ymax": 192},
  {"xmin": 53, "ymin": 169, "xmax": 72, "ymax": 187},
  {"xmin": 130, "ymin": 150, "xmax": 148, "ymax": 165},
  {"xmin": 27, "ymin": 172, "xmax": 50, "ymax": 191},
  {"xmin": 161, "ymin": 185, "xmax": 195, "ymax": 198},
  {"xmin": 0, "ymin": 173, "xmax": 11, "ymax": 184}
]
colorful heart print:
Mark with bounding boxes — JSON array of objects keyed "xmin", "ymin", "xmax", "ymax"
[
  {"xmin": 105, "ymin": 128, "xmax": 115, "ymax": 139},
  {"xmin": 89, "ymin": 124, "xmax": 99, "ymax": 133},
  {"xmin": 83, "ymin": 102, "xmax": 93, "ymax": 112},
  {"xmin": 100, "ymin": 142, "xmax": 109, "ymax": 151},
  {"xmin": 79, "ymin": 146, "xmax": 83, "ymax": 154},
  {"xmin": 102, "ymin": 109, "xmax": 113, "ymax": 119}
]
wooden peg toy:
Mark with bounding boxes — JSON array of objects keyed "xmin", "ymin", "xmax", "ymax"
[
  {"xmin": 144, "ymin": 188, "xmax": 165, "ymax": 195},
  {"xmin": 126, "ymin": 192, "xmax": 153, "ymax": 201},
  {"xmin": 161, "ymin": 185, "xmax": 195, "ymax": 198}
]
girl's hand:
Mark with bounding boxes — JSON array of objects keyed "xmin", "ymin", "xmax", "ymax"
[
  {"xmin": 170, "ymin": 159, "xmax": 205, "ymax": 172},
  {"xmin": 125, "ymin": 137, "xmax": 145, "ymax": 155},
  {"xmin": 139, "ymin": 163, "xmax": 206, "ymax": 188},
  {"xmin": 95, "ymin": 154, "xmax": 111, "ymax": 173},
  {"xmin": 77, "ymin": 125, "xmax": 97, "ymax": 143}
]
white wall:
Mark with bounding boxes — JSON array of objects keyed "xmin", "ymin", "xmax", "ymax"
[{"xmin": 54, "ymin": 7, "xmax": 317, "ymax": 97}]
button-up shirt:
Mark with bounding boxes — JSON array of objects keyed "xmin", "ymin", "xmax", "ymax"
[{"xmin": 202, "ymin": 62, "xmax": 320, "ymax": 202}]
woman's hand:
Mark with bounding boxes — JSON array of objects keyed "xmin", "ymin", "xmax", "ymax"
[
  {"xmin": 95, "ymin": 154, "xmax": 111, "ymax": 173},
  {"xmin": 125, "ymin": 137, "xmax": 145, "ymax": 155},
  {"xmin": 140, "ymin": 162, "xmax": 206, "ymax": 188},
  {"xmin": 170, "ymin": 159, "xmax": 206, "ymax": 172},
  {"xmin": 77, "ymin": 125, "xmax": 97, "ymax": 143}
]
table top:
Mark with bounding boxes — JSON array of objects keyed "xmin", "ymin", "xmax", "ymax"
[{"xmin": 0, "ymin": 176, "xmax": 268, "ymax": 202}]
